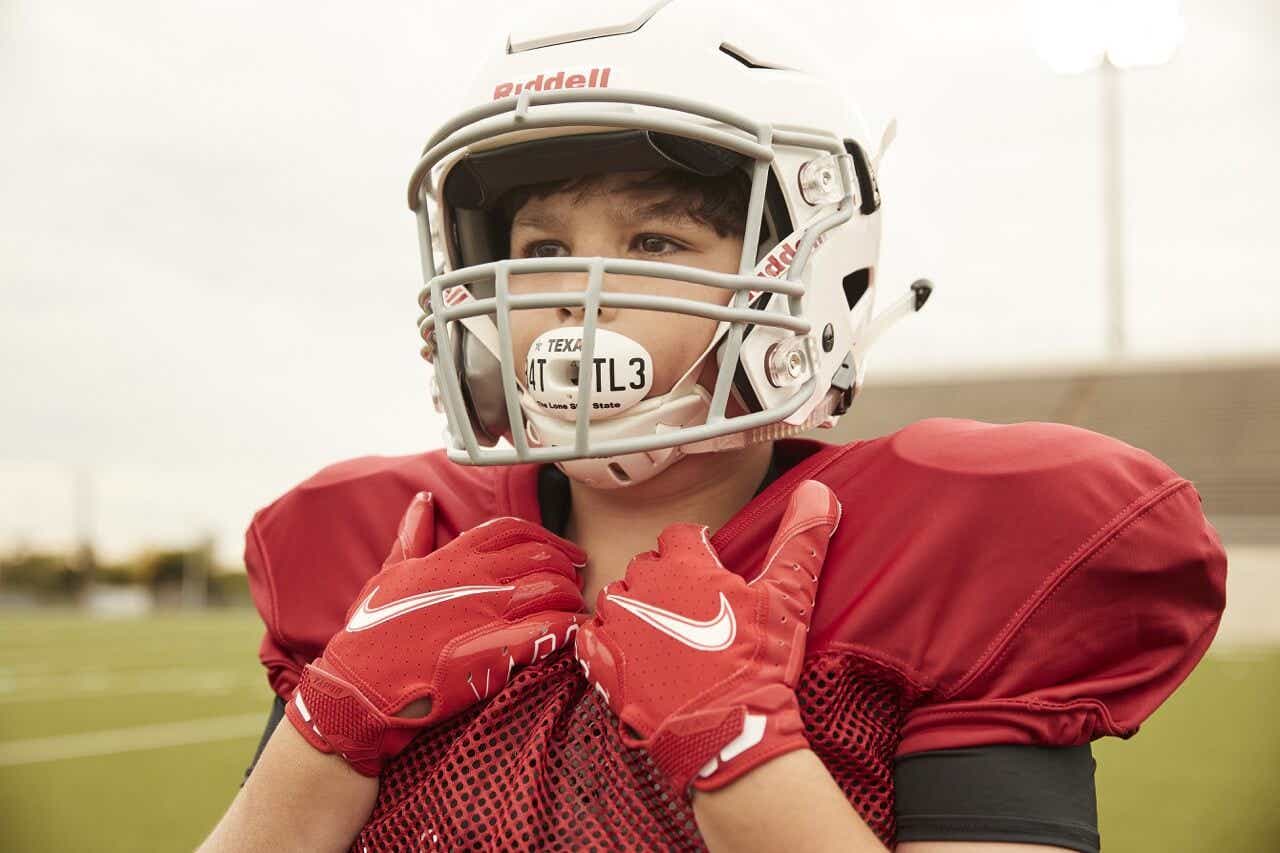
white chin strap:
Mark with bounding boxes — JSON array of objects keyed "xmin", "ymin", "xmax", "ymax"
[{"xmin": 526, "ymin": 389, "xmax": 713, "ymax": 489}]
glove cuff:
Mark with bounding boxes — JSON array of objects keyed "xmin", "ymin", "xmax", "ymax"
[
  {"xmin": 285, "ymin": 661, "xmax": 428, "ymax": 777},
  {"xmin": 690, "ymin": 729, "xmax": 810, "ymax": 793},
  {"xmin": 646, "ymin": 684, "xmax": 808, "ymax": 796},
  {"xmin": 283, "ymin": 686, "xmax": 336, "ymax": 756}
]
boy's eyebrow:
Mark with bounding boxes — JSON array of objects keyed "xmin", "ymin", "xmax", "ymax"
[
  {"xmin": 610, "ymin": 200, "xmax": 696, "ymax": 226},
  {"xmin": 510, "ymin": 210, "xmax": 564, "ymax": 230},
  {"xmin": 510, "ymin": 201, "xmax": 696, "ymax": 231}
]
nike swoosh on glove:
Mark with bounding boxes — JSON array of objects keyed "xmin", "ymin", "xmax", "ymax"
[
  {"xmin": 284, "ymin": 491, "xmax": 589, "ymax": 776},
  {"xmin": 574, "ymin": 479, "xmax": 841, "ymax": 796}
]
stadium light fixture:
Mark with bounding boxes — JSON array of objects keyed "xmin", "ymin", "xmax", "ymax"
[{"xmin": 1027, "ymin": 0, "xmax": 1186, "ymax": 74}]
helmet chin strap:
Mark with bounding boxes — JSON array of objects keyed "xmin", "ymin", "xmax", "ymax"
[{"xmin": 527, "ymin": 388, "xmax": 711, "ymax": 489}]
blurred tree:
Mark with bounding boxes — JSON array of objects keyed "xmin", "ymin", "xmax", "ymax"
[
  {"xmin": 0, "ymin": 543, "xmax": 249, "ymax": 608},
  {"xmin": 0, "ymin": 551, "xmax": 84, "ymax": 599},
  {"xmin": 208, "ymin": 571, "xmax": 252, "ymax": 607}
]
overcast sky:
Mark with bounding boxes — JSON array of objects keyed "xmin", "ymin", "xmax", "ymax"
[{"xmin": 2, "ymin": 0, "xmax": 1277, "ymax": 563}]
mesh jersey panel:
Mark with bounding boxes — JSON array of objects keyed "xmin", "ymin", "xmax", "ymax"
[{"xmin": 358, "ymin": 648, "xmax": 916, "ymax": 851}]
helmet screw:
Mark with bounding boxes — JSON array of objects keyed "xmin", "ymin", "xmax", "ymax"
[
  {"xmin": 765, "ymin": 339, "xmax": 810, "ymax": 387},
  {"xmin": 786, "ymin": 349, "xmax": 804, "ymax": 378},
  {"xmin": 821, "ymin": 323, "xmax": 835, "ymax": 352}
]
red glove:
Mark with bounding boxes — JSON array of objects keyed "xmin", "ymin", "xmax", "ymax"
[
  {"xmin": 574, "ymin": 479, "xmax": 841, "ymax": 796},
  {"xmin": 285, "ymin": 491, "xmax": 589, "ymax": 776}
]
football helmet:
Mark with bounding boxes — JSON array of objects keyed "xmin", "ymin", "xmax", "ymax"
[{"xmin": 411, "ymin": 0, "xmax": 930, "ymax": 488}]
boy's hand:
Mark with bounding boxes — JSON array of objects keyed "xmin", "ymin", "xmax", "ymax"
[
  {"xmin": 285, "ymin": 491, "xmax": 589, "ymax": 777},
  {"xmin": 574, "ymin": 480, "xmax": 841, "ymax": 797}
]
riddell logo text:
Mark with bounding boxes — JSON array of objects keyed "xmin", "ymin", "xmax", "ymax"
[
  {"xmin": 493, "ymin": 67, "xmax": 612, "ymax": 100},
  {"xmin": 757, "ymin": 233, "xmax": 827, "ymax": 279}
]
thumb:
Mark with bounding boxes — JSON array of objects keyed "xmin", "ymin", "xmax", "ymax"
[
  {"xmin": 748, "ymin": 480, "xmax": 842, "ymax": 610},
  {"xmin": 386, "ymin": 491, "xmax": 436, "ymax": 563}
]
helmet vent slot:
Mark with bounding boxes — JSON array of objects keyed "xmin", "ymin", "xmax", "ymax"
[
  {"xmin": 842, "ymin": 269, "xmax": 870, "ymax": 310},
  {"xmin": 718, "ymin": 43, "xmax": 791, "ymax": 71}
]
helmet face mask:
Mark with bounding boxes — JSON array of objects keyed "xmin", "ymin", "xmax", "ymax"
[{"xmin": 411, "ymin": 2, "xmax": 891, "ymax": 487}]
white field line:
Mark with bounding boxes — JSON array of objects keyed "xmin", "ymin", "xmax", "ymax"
[
  {"xmin": 0, "ymin": 667, "xmax": 262, "ymax": 704},
  {"xmin": 0, "ymin": 713, "xmax": 265, "ymax": 767}
]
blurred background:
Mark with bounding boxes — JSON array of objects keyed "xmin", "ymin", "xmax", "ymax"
[{"xmin": 1, "ymin": 0, "xmax": 1276, "ymax": 850}]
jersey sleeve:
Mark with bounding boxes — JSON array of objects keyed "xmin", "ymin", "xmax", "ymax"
[
  {"xmin": 242, "ymin": 454, "xmax": 439, "ymax": 700},
  {"xmin": 897, "ymin": 462, "xmax": 1227, "ymax": 757}
]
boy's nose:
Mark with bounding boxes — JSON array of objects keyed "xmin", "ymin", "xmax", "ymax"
[
  {"xmin": 549, "ymin": 271, "xmax": 621, "ymax": 325},
  {"xmin": 557, "ymin": 302, "xmax": 619, "ymax": 325}
]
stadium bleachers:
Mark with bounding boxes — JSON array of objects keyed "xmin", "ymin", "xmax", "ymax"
[{"xmin": 827, "ymin": 358, "xmax": 1280, "ymax": 544}]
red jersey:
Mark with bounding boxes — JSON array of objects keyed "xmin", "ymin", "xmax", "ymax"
[{"xmin": 244, "ymin": 418, "xmax": 1226, "ymax": 850}]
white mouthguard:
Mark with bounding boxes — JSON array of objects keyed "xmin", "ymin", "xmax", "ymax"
[{"xmin": 525, "ymin": 326, "xmax": 654, "ymax": 422}]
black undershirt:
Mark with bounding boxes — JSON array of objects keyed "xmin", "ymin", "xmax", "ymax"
[{"xmin": 244, "ymin": 453, "xmax": 1100, "ymax": 852}]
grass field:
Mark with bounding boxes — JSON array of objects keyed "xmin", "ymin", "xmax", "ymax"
[{"xmin": 1, "ymin": 612, "xmax": 1276, "ymax": 852}]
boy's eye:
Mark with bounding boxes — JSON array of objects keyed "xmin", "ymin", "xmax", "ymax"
[
  {"xmin": 634, "ymin": 234, "xmax": 685, "ymax": 255},
  {"xmin": 525, "ymin": 241, "xmax": 569, "ymax": 258},
  {"xmin": 520, "ymin": 235, "xmax": 687, "ymax": 258}
]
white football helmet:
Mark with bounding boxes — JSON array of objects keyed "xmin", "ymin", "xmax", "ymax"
[{"xmin": 411, "ymin": 0, "xmax": 930, "ymax": 488}]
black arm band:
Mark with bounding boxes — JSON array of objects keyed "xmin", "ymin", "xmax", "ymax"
[{"xmin": 894, "ymin": 744, "xmax": 1100, "ymax": 853}]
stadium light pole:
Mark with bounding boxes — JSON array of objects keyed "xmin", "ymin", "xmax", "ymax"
[
  {"xmin": 1027, "ymin": 0, "xmax": 1185, "ymax": 360},
  {"xmin": 73, "ymin": 465, "xmax": 96, "ymax": 605}
]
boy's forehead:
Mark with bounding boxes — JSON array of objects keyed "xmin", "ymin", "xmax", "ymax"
[{"xmin": 515, "ymin": 181, "xmax": 704, "ymax": 228}]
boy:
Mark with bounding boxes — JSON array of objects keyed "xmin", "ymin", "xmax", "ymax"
[{"xmin": 201, "ymin": 3, "xmax": 1226, "ymax": 851}]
